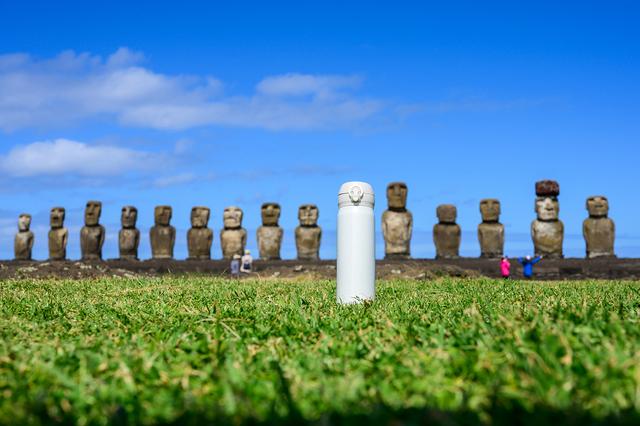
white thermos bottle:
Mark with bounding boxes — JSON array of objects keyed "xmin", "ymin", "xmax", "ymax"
[{"xmin": 337, "ymin": 181, "xmax": 376, "ymax": 304}]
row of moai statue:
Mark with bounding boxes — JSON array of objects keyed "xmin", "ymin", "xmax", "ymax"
[
  {"xmin": 14, "ymin": 202, "xmax": 322, "ymax": 261},
  {"xmin": 13, "ymin": 180, "xmax": 615, "ymax": 261},
  {"xmin": 381, "ymin": 180, "xmax": 615, "ymax": 259}
]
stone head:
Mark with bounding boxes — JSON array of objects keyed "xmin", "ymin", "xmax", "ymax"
[
  {"xmin": 586, "ymin": 195, "xmax": 609, "ymax": 218},
  {"xmin": 298, "ymin": 204, "xmax": 319, "ymax": 226},
  {"xmin": 18, "ymin": 214, "xmax": 31, "ymax": 232},
  {"xmin": 480, "ymin": 199, "xmax": 501, "ymax": 222},
  {"xmin": 121, "ymin": 206, "xmax": 138, "ymax": 229},
  {"xmin": 191, "ymin": 206, "xmax": 210, "ymax": 228},
  {"xmin": 154, "ymin": 205, "xmax": 172, "ymax": 226},
  {"xmin": 437, "ymin": 204, "xmax": 457, "ymax": 224},
  {"xmin": 84, "ymin": 201, "xmax": 102, "ymax": 226},
  {"xmin": 386, "ymin": 182, "xmax": 408, "ymax": 210},
  {"xmin": 223, "ymin": 206, "xmax": 243, "ymax": 229},
  {"xmin": 261, "ymin": 202, "xmax": 281, "ymax": 226},
  {"xmin": 535, "ymin": 197, "xmax": 559, "ymax": 221},
  {"xmin": 50, "ymin": 207, "xmax": 65, "ymax": 229}
]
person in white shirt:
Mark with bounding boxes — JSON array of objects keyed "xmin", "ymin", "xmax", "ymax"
[{"xmin": 240, "ymin": 250, "xmax": 253, "ymax": 274}]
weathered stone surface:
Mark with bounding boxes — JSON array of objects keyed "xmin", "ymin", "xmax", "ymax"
[
  {"xmin": 531, "ymin": 183, "xmax": 563, "ymax": 258},
  {"xmin": 220, "ymin": 206, "xmax": 247, "ymax": 259},
  {"xmin": 81, "ymin": 201, "xmax": 105, "ymax": 260},
  {"xmin": 535, "ymin": 180, "xmax": 560, "ymax": 197},
  {"xmin": 48, "ymin": 207, "xmax": 68, "ymax": 261},
  {"xmin": 434, "ymin": 204, "xmax": 460, "ymax": 259},
  {"xmin": 119, "ymin": 206, "xmax": 140, "ymax": 260},
  {"xmin": 532, "ymin": 220, "xmax": 564, "ymax": 257},
  {"xmin": 382, "ymin": 182, "xmax": 412, "ymax": 258},
  {"xmin": 295, "ymin": 204, "xmax": 321, "ymax": 260},
  {"xmin": 150, "ymin": 205, "xmax": 175, "ymax": 259},
  {"xmin": 15, "ymin": 214, "xmax": 34, "ymax": 260},
  {"xmin": 436, "ymin": 204, "xmax": 457, "ymax": 224},
  {"xmin": 478, "ymin": 199, "xmax": 504, "ymax": 258},
  {"xmin": 188, "ymin": 206, "xmax": 213, "ymax": 260},
  {"xmin": 257, "ymin": 203, "xmax": 283, "ymax": 260},
  {"xmin": 583, "ymin": 195, "xmax": 615, "ymax": 258}
]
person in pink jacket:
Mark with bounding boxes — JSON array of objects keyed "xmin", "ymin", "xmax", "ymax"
[{"xmin": 500, "ymin": 256, "xmax": 511, "ymax": 279}]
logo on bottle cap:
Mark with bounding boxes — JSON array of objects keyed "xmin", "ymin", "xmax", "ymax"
[{"xmin": 349, "ymin": 185, "xmax": 363, "ymax": 203}]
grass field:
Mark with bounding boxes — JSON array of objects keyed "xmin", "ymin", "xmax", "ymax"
[{"xmin": 1, "ymin": 277, "xmax": 640, "ymax": 425}]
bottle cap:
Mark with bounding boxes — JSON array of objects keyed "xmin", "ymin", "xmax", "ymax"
[{"xmin": 338, "ymin": 181, "xmax": 375, "ymax": 208}]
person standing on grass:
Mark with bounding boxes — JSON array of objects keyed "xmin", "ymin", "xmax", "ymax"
[
  {"xmin": 230, "ymin": 254, "xmax": 241, "ymax": 278},
  {"xmin": 500, "ymin": 256, "xmax": 511, "ymax": 279},
  {"xmin": 240, "ymin": 249, "xmax": 253, "ymax": 274},
  {"xmin": 518, "ymin": 255, "xmax": 543, "ymax": 279}
]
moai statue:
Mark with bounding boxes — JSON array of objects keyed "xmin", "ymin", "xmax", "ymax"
[
  {"xmin": 531, "ymin": 180, "xmax": 564, "ymax": 258},
  {"xmin": 478, "ymin": 199, "xmax": 504, "ymax": 258},
  {"xmin": 187, "ymin": 206, "xmax": 213, "ymax": 260},
  {"xmin": 80, "ymin": 201, "xmax": 105, "ymax": 260},
  {"xmin": 220, "ymin": 206, "xmax": 247, "ymax": 259},
  {"xmin": 433, "ymin": 204, "xmax": 461, "ymax": 259},
  {"xmin": 48, "ymin": 207, "xmax": 68, "ymax": 261},
  {"xmin": 583, "ymin": 195, "xmax": 615, "ymax": 258},
  {"xmin": 295, "ymin": 204, "xmax": 322, "ymax": 260},
  {"xmin": 257, "ymin": 203, "xmax": 284, "ymax": 260},
  {"xmin": 14, "ymin": 214, "xmax": 34, "ymax": 260},
  {"xmin": 382, "ymin": 182, "xmax": 413, "ymax": 259},
  {"xmin": 119, "ymin": 206, "xmax": 140, "ymax": 260},
  {"xmin": 150, "ymin": 205, "xmax": 175, "ymax": 259}
]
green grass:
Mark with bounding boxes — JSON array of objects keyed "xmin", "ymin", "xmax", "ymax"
[{"xmin": 1, "ymin": 277, "xmax": 640, "ymax": 425}]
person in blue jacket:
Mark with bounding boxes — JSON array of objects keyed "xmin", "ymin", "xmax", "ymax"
[{"xmin": 518, "ymin": 255, "xmax": 543, "ymax": 278}]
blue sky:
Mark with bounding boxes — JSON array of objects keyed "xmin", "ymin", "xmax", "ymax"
[{"xmin": 0, "ymin": 1, "xmax": 639, "ymax": 260}]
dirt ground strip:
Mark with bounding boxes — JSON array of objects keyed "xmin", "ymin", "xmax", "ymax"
[{"xmin": 1, "ymin": 257, "xmax": 639, "ymax": 280}]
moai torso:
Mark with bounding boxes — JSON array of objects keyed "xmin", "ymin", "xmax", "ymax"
[
  {"xmin": 531, "ymin": 221, "xmax": 564, "ymax": 257},
  {"xmin": 257, "ymin": 226, "xmax": 283, "ymax": 260},
  {"xmin": 295, "ymin": 227, "xmax": 321, "ymax": 260},
  {"xmin": 382, "ymin": 182, "xmax": 413, "ymax": 258},
  {"xmin": 583, "ymin": 196, "xmax": 615, "ymax": 258},
  {"xmin": 220, "ymin": 206, "xmax": 247, "ymax": 259},
  {"xmin": 187, "ymin": 206, "xmax": 213, "ymax": 260},
  {"xmin": 531, "ymin": 180, "xmax": 563, "ymax": 258},
  {"xmin": 478, "ymin": 199, "xmax": 504, "ymax": 258},
  {"xmin": 81, "ymin": 226, "xmax": 106, "ymax": 260},
  {"xmin": 221, "ymin": 229, "xmax": 247, "ymax": 258},
  {"xmin": 48, "ymin": 207, "xmax": 68, "ymax": 261},
  {"xmin": 14, "ymin": 214, "xmax": 34, "ymax": 260},
  {"xmin": 257, "ymin": 202, "xmax": 283, "ymax": 260},
  {"xmin": 81, "ymin": 201, "xmax": 105, "ymax": 260},
  {"xmin": 295, "ymin": 204, "xmax": 322, "ymax": 260},
  {"xmin": 119, "ymin": 229, "xmax": 140, "ymax": 259},
  {"xmin": 478, "ymin": 223, "xmax": 504, "ymax": 258},
  {"xmin": 433, "ymin": 204, "xmax": 461, "ymax": 259},
  {"xmin": 150, "ymin": 206, "xmax": 175, "ymax": 259},
  {"xmin": 49, "ymin": 228, "xmax": 68, "ymax": 260},
  {"xmin": 119, "ymin": 206, "xmax": 140, "ymax": 260}
]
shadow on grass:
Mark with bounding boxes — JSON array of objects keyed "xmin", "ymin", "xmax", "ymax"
[
  {"xmin": 159, "ymin": 404, "xmax": 640, "ymax": 426},
  {"xmin": 25, "ymin": 402, "xmax": 640, "ymax": 426}
]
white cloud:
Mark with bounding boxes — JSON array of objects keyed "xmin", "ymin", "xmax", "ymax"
[
  {"xmin": 256, "ymin": 73, "xmax": 361, "ymax": 99},
  {"xmin": 152, "ymin": 172, "xmax": 197, "ymax": 188},
  {"xmin": 0, "ymin": 139, "xmax": 161, "ymax": 177},
  {"xmin": 0, "ymin": 48, "xmax": 382, "ymax": 131}
]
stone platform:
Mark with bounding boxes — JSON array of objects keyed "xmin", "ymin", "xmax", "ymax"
[{"xmin": 2, "ymin": 258, "xmax": 640, "ymax": 280}]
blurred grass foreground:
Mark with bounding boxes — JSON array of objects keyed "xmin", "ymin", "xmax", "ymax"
[{"xmin": 1, "ymin": 277, "xmax": 640, "ymax": 425}]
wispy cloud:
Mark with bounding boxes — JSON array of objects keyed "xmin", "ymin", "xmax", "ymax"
[
  {"xmin": 152, "ymin": 172, "xmax": 197, "ymax": 188},
  {"xmin": 0, "ymin": 48, "xmax": 383, "ymax": 132},
  {"xmin": 0, "ymin": 139, "xmax": 163, "ymax": 177},
  {"xmin": 150, "ymin": 165, "xmax": 352, "ymax": 188},
  {"xmin": 256, "ymin": 73, "xmax": 361, "ymax": 99}
]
